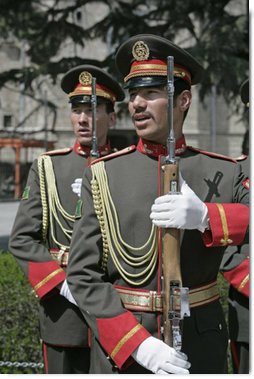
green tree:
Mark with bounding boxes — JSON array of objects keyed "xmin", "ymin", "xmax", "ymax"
[
  {"xmin": 0, "ymin": 0, "xmax": 248, "ymax": 111},
  {"xmin": 0, "ymin": 251, "xmax": 43, "ymax": 373}
]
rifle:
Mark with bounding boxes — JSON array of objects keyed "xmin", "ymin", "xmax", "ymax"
[
  {"xmin": 90, "ymin": 77, "xmax": 99, "ymax": 161},
  {"xmin": 161, "ymin": 56, "xmax": 190, "ymax": 350}
]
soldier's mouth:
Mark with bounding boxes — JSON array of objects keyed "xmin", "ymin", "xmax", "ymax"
[
  {"xmin": 134, "ymin": 113, "xmax": 150, "ymax": 120},
  {"xmin": 79, "ymin": 127, "xmax": 90, "ymax": 132},
  {"xmin": 133, "ymin": 114, "xmax": 152, "ymax": 126},
  {"xmin": 136, "ymin": 120, "xmax": 151, "ymax": 130}
]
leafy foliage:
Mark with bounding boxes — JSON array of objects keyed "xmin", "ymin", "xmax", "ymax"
[
  {"xmin": 0, "ymin": 0, "xmax": 248, "ymax": 113},
  {"xmin": 0, "ymin": 251, "xmax": 43, "ymax": 374}
]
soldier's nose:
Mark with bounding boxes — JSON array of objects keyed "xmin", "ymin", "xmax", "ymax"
[
  {"xmin": 79, "ymin": 112, "xmax": 89, "ymax": 123},
  {"xmin": 133, "ymin": 95, "xmax": 147, "ymax": 110}
]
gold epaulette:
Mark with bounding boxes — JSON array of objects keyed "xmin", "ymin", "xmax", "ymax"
[
  {"xmin": 41, "ymin": 147, "xmax": 73, "ymax": 156},
  {"xmin": 188, "ymin": 146, "xmax": 237, "ymax": 163},
  {"xmin": 91, "ymin": 145, "xmax": 136, "ymax": 165}
]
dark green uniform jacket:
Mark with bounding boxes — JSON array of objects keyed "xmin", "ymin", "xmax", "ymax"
[
  {"xmin": 9, "ymin": 141, "xmax": 110, "ymax": 346},
  {"xmin": 67, "ymin": 136, "xmax": 249, "ymax": 374},
  {"xmin": 220, "ymin": 155, "xmax": 249, "ymax": 373}
]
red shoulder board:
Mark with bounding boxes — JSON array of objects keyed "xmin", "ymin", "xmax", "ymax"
[
  {"xmin": 91, "ymin": 145, "xmax": 136, "ymax": 165},
  {"xmin": 187, "ymin": 146, "xmax": 236, "ymax": 163},
  {"xmin": 42, "ymin": 147, "xmax": 73, "ymax": 156}
]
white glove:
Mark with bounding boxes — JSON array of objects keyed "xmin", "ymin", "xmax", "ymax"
[
  {"xmin": 132, "ymin": 336, "xmax": 190, "ymax": 374},
  {"xmin": 150, "ymin": 175, "xmax": 209, "ymax": 232},
  {"xmin": 71, "ymin": 178, "xmax": 82, "ymax": 197},
  {"xmin": 60, "ymin": 279, "xmax": 77, "ymax": 306}
]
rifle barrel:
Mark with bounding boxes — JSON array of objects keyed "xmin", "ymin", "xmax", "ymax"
[
  {"xmin": 91, "ymin": 77, "xmax": 99, "ymax": 158},
  {"xmin": 166, "ymin": 56, "xmax": 175, "ymax": 164}
]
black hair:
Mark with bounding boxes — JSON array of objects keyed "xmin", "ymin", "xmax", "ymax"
[
  {"xmin": 104, "ymin": 100, "xmax": 115, "ymax": 114},
  {"xmin": 161, "ymin": 78, "xmax": 191, "ymax": 120},
  {"xmin": 242, "ymin": 129, "xmax": 249, "ymax": 156},
  {"xmin": 174, "ymin": 78, "xmax": 191, "ymax": 121},
  {"xmin": 174, "ymin": 78, "xmax": 191, "ymax": 97}
]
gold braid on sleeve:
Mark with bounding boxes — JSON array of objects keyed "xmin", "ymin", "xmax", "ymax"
[{"xmin": 91, "ymin": 161, "xmax": 158, "ymax": 286}]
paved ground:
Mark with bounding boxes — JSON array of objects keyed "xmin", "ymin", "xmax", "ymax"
[{"xmin": 0, "ymin": 201, "xmax": 20, "ymax": 251}]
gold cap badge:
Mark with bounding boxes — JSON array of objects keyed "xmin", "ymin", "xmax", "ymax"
[
  {"xmin": 132, "ymin": 40, "xmax": 150, "ymax": 61},
  {"xmin": 79, "ymin": 71, "xmax": 92, "ymax": 85}
]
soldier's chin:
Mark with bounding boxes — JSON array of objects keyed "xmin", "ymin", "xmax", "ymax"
[
  {"xmin": 135, "ymin": 128, "xmax": 153, "ymax": 140},
  {"xmin": 78, "ymin": 136, "xmax": 92, "ymax": 146}
]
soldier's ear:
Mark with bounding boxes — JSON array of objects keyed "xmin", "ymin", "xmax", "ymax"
[{"xmin": 178, "ymin": 90, "xmax": 192, "ymax": 111}]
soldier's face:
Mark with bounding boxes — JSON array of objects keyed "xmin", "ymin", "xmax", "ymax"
[
  {"xmin": 71, "ymin": 103, "xmax": 116, "ymax": 146},
  {"xmin": 128, "ymin": 86, "xmax": 173, "ymax": 145}
]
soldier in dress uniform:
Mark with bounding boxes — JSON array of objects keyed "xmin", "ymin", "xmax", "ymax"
[
  {"xmin": 8, "ymin": 65, "xmax": 124, "ymax": 373},
  {"xmin": 220, "ymin": 78, "xmax": 249, "ymax": 373},
  {"xmin": 61, "ymin": 35, "xmax": 249, "ymax": 374}
]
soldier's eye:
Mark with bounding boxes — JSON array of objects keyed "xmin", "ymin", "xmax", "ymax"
[{"xmin": 129, "ymin": 92, "xmax": 136, "ymax": 100}]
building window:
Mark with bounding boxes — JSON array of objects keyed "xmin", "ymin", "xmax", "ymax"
[
  {"xmin": 3, "ymin": 114, "xmax": 12, "ymax": 128},
  {"xmin": 76, "ymin": 10, "xmax": 82, "ymax": 21}
]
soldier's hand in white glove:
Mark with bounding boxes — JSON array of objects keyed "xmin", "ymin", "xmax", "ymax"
[
  {"xmin": 71, "ymin": 178, "xmax": 82, "ymax": 197},
  {"xmin": 60, "ymin": 279, "xmax": 77, "ymax": 306},
  {"xmin": 150, "ymin": 174, "xmax": 209, "ymax": 232},
  {"xmin": 132, "ymin": 336, "xmax": 191, "ymax": 374}
]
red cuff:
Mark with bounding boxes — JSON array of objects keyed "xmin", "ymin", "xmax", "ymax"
[
  {"xmin": 96, "ymin": 311, "xmax": 151, "ymax": 369},
  {"xmin": 223, "ymin": 257, "xmax": 249, "ymax": 297},
  {"xmin": 202, "ymin": 203, "xmax": 249, "ymax": 247},
  {"xmin": 28, "ymin": 261, "xmax": 66, "ymax": 298}
]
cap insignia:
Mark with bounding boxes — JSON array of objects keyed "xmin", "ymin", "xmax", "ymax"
[
  {"xmin": 132, "ymin": 41, "xmax": 150, "ymax": 61},
  {"xmin": 79, "ymin": 71, "xmax": 92, "ymax": 85}
]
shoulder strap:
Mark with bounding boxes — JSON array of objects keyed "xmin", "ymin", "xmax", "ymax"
[
  {"xmin": 91, "ymin": 145, "xmax": 136, "ymax": 165},
  {"xmin": 187, "ymin": 146, "xmax": 236, "ymax": 163}
]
